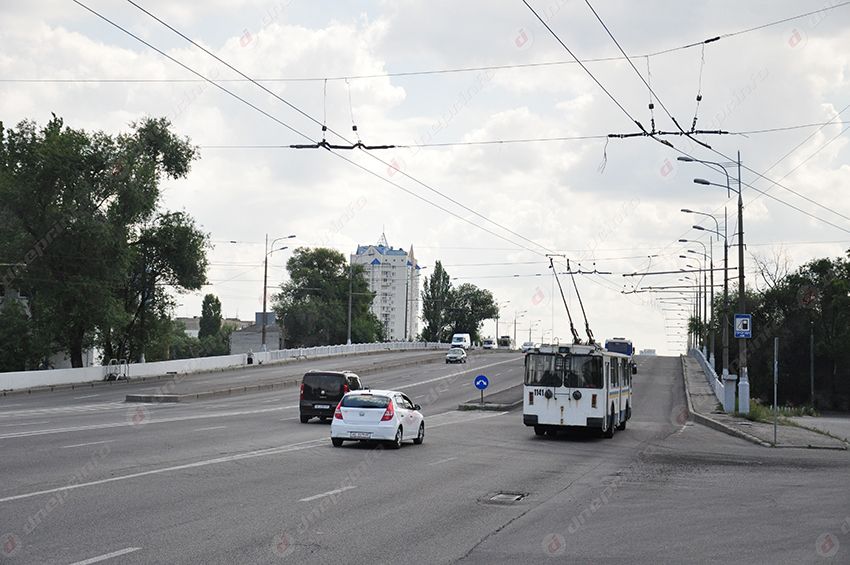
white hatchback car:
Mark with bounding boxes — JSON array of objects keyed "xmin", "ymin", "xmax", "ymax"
[{"xmin": 330, "ymin": 390, "xmax": 425, "ymax": 449}]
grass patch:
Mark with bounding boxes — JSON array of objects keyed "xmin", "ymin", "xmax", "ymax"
[{"xmin": 738, "ymin": 400, "xmax": 818, "ymax": 422}]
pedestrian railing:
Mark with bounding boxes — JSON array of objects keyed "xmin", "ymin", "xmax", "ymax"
[{"xmin": 690, "ymin": 347, "xmax": 725, "ymax": 408}]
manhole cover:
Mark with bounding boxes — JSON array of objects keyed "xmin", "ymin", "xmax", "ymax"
[{"xmin": 489, "ymin": 492, "xmax": 526, "ymax": 503}]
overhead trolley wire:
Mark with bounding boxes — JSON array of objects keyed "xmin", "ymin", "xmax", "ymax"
[
  {"xmin": 12, "ymin": 2, "xmax": 849, "ymax": 84},
  {"xmin": 70, "ymin": 0, "xmax": 560, "ymax": 265},
  {"xmin": 121, "ymin": 0, "xmax": 565, "ymax": 262}
]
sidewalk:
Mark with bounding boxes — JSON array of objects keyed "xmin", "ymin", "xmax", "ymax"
[{"xmin": 682, "ymin": 355, "xmax": 847, "ymax": 450}]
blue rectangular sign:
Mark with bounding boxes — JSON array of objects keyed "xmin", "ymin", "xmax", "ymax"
[{"xmin": 734, "ymin": 314, "xmax": 753, "ymax": 339}]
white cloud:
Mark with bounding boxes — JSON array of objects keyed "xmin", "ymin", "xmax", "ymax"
[{"xmin": 2, "ymin": 1, "xmax": 850, "ymax": 353}]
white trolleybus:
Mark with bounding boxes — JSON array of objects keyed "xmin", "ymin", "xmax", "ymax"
[{"xmin": 523, "ymin": 343, "xmax": 635, "ymax": 438}]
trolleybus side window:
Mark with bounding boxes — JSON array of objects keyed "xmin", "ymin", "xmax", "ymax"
[
  {"xmin": 611, "ymin": 359, "xmax": 619, "ymax": 388},
  {"xmin": 565, "ymin": 356, "xmax": 603, "ymax": 389},
  {"xmin": 525, "ymin": 354, "xmax": 563, "ymax": 387}
]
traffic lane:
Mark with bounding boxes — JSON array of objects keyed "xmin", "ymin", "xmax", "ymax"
[
  {"xmin": 2, "ymin": 408, "xmax": 659, "ymax": 565},
  {"xmin": 0, "ymin": 355, "xmax": 665, "ymax": 564},
  {"xmin": 461, "ymin": 423, "xmax": 850, "ymax": 564},
  {"xmin": 0, "ymin": 349, "xmax": 451, "ymax": 409},
  {"xmin": 0, "ymin": 354, "xmax": 521, "ymax": 502}
]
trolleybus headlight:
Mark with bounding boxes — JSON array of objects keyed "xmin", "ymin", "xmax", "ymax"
[{"xmin": 572, "ymin": 390, "xmax": 582, "ymax": 400}]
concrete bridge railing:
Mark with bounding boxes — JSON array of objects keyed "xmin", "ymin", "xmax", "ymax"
[{"xmin": 0, "ymin": 341, "xmax": 450, "ymax": 392}]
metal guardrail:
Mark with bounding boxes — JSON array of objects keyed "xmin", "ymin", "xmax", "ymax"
[{"xmin": 690, "ymin": 347, "xmax": 725, "ymax": 407}]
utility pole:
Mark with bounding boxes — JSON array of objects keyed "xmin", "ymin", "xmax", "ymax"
[
  {"xmin": 737, "ymin": 151, "xmax": 749, "ymax": 414},
  {"xmin": 810, "ymin": 320, "xmax": 815, "ymax": 406},
  {"xmin": 347, "ymin": 261, "xmax": 353, "ymax": 345},
  {"xmin": 262, "ymin": 234, "xmax": 269, "ymax": 350},
  {"xmin": 262, "ymin": 234, "xmax": 295, "ymax": 350},
  {"xmin": 722, "ymin": 208, "xmax": 730, "ymax": 380}
]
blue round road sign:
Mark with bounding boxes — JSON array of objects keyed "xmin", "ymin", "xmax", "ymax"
[{"xmin": 474, "ymin": 375, "xmax": 489, "ymax": 390}]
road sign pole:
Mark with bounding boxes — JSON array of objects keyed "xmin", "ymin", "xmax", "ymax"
[
  {"xmin": 480, "ymin": 389, "xmax": 484, "ymax": 405},
  {"xmin": 773, "ymin": 337, "xmax": 779, "ymax": 447}
]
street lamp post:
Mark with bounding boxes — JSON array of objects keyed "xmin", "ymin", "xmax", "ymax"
[
  {"xmin": 262, "ymin": 234, "xmax": 296, "ymax": 351},
  {"xmin": 514, "ymin": 310, "xmax": 526, "ymax": 349},
  {"xmin": 680, "ymin": 211, "xmax": 720, "ymax": 368},
  {"xmin": 693, "ymin": 217, "xmax": 729, "ymax": 381},
  {"xmin": 685, "ymin": 151, "xmax": 748, "ymax": 414},
  {"xmin": 495, "ymin": 300, "xmax": 510, "ymax": 345},
  {"xmin": 529, "ymin": 320, "xmax": 540, "ymax": 343},
  {"xmin": 685, "ymin": 243, "xmax": 710, "ymax": 355}
]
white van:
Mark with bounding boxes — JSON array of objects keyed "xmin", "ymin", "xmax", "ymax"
[{"xmin": 450, "ymin": 333, "xmax": 472, "ymax": 350}]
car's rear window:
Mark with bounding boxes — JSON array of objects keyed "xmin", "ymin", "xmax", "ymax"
[
  {"xmin": 303, "ymin": 373, "xmax": 343, "ymax": 393},
  {"xmin": 341, "ymin": 395, "xmax": 390, "ymax": 408}
]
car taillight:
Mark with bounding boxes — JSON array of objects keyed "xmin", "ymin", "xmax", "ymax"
[
  {"xmin": 380, "ymin": 401, "xmax": 395, "ymax": 421},
  {"xmin": 334, "ymin": 401, "xmax": 343, "ymax": 420},
  {"xmin": 343, "ymin": 383, "xmax": 350, "ymax": 394},
  {"xmin": 300, "ymin": 383, "xmax": 304, "ymax": 400}
]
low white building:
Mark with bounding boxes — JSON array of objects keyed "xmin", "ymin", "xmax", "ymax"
[{"xmin": 351, "ymin": 233, "xmax": 421, "ymax": 341}]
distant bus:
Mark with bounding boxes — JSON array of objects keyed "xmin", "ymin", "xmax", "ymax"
[
  {"xmin": 497, "ymin": 335, "xmax": 513, "ymax": 349},
  {"xmin": 604, "ymin": 337, "xmax": 634, "ymax": 358},
  {"xmin": 523, "ymin": 344, "xmax": 633, "ymax": 438}
]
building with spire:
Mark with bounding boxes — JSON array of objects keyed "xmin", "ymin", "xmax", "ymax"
[{"xmin": 351, "ymin": 232, "xmax": 421, "ymax": 341}]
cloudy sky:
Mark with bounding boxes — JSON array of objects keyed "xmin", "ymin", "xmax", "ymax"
[{"xmin": 2, "ymin": 0, "xmax": 849, "ymax": 354}]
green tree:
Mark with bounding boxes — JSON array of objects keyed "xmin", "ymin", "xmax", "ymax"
[
  {"xmin": 198, "ymin": 294, "xmax": 223, "ymax": 339},
  {"xmin": 0, "ymin": 301, "xmax": 47, "ymax": 371},
  {"xmin": 420, "ymin": 260, "xmax": 453, "ymax": 342},
  {"xmin": 420, "ymin": 261, "xmax": 498, "ymax": 343},
  {"xmin": 272, "ymin": 247, "xmax": 382, "ymax": 347},
  {"xmin": 0, "ymin": 115, "xmax": 203, "ymax": 366},
  {"xmin": 448, "ymin": 283, "xmax": 498, "ymax": 343}
]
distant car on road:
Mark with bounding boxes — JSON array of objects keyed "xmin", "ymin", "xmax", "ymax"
[
  {"xmin": 482, "ymin": 338, "xmax": 497, "ymax": 350},
  {"xmin": 300, "ymin": 370, "xmax": 362, "ymax": 423},
  {"xmin": 331, "ymin": 390, "xmax": 425, "ymax": 449},
  {"xmin": 521, "ymin": 341, "xmax": 536, "ymax": 353},
  {"xmin": 446, "ymin": 347, "xmax": 467, "ymax": 364}
]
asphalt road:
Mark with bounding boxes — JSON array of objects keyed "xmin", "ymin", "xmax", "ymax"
[{"xmin": 1, "ymin": 353, "xmax": 848, "ymax": 564}]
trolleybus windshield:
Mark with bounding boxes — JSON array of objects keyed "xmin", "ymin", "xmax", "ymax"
[
  {"xmin": 524, "ymin": 354, "xmax": 563, "ymax": 387},
  {"xmin": 525, "ymin": 354, "xmax": 603, "ymax": 389},
  {"xmin": 565, "ymin": 355, "xmax": 603, "ymax": 389}
]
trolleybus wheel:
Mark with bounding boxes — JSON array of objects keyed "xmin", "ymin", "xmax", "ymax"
[
  {"xmin": 617, "ymin": 405, "xmax": 628, "ymax": 431},
  {"xmin": 603, "ymin": 409, "xmax": 616, "ymax": 439},
  {"xmin": 534, "ymin": 425, "xmax": 546, "ymax": 437}
]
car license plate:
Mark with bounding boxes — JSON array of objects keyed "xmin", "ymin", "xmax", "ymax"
[
  {"xmin": 314, "ymin": 404, "xmax": 330, "ymax": 409},
  {"xmin": 350, "ymin": 432, "xmax": 371, "ymax": 439}
]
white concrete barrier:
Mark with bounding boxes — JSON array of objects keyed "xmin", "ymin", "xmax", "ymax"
[{"xmin": 0, "ymin": 342, "xmax": 449, "ymax": 392}]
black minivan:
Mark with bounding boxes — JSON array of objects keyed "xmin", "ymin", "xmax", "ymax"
[{"xmin": 299, "ymin": 370, "xmax": 363, "ymax": 423}]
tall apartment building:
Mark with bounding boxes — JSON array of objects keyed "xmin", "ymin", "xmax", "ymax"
[{"xmin": 351, "ymin": 233, "xmax": 421, "ymax": 341}]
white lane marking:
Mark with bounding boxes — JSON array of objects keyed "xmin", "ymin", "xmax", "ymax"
[
  {"xmin": 0, "ymin": 409, "xmax": 513, "ymax": 504},
  {"xmin": 0, "ymin": 438, "xmax": 326, "ymax": 504},
  {"xmin": 299, "ymin": 485, "xmax": 357, "ymax": 502},
  {"xmin": 428, "ymin": 457, "xmax": 457, "ymax": 466},
  {"xmin": 73, "ymin": 394, "xmax": 100, "ymax": 399},
  {"xmin": 61, "ymin": 440, "xmax": 115, "ymax": 449},
  {"xmin": 69, "ymin": 547, "xmax": 142, "ymax": 564},
  {"xmin": 0, "ymin": 420, "xmax": 51, "ymax": 427},
  {"xmin": 0, "ymin": 405, "xmax": 299, "ymax": 440},
  {"xmin": 0, "ymin": 402, "xmax": 126, "ymax": 419},
  {"xmin": 397, "ymin": 358, "xmax": 517, "ymax": 390},
  {"xmin": 193, "ymin": 425, "xmax": 227, "ymax": 432}
]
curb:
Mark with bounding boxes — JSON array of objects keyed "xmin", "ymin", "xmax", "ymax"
[
  {"xmin": 457, "ymin": 400, "xmax": 522, "ymax": 412},
  {"xmin": 681, "ymin": 354, "xmax": 846, "ymax": 450},
  {"xmin": 123, "ymin": 352, "xmax": 452, "ymax": 403},
  {"xmin": 457, "ymin": 384, "xmax": 523, "ymax": 412},
  {"xmin": 680, "ymin": 355, "xmax": 772, "ymax": 448}
]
